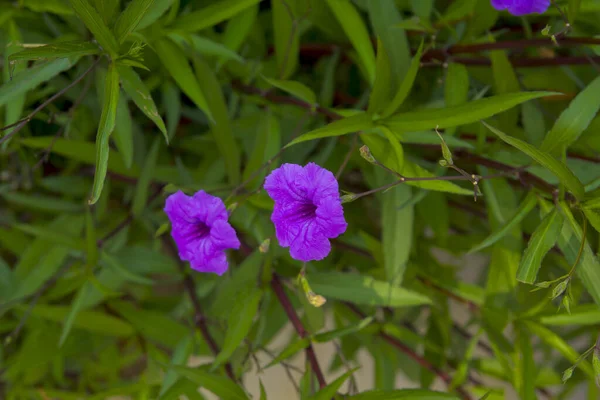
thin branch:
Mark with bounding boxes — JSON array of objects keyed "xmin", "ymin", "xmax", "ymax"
[
  {"xmin": 270, "ymin": 273, "xmax": 327, "ymax": 389},
  {"xmin": 0, "ymin": 58, "xmax": 101, "ymax": 145}
]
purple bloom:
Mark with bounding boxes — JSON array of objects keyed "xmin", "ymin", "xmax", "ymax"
[
  {"xmin": 491, "ymin": 0, "xmax": 550, "ymax": 15},
  {"xmin": 264, "ymin": 163, "xmax": 347, "ymax": 262},
  {"xmin": 164, "ymin": 190, "xmax": 240, "ymax": 275}
]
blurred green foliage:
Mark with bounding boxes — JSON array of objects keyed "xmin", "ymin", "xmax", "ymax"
[{"xmin": 1, "ymin": 0, "xmax": 600, "ymax": 399}]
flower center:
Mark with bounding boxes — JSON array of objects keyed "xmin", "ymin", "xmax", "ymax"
[
  {"xmin": 296, "ymin": 202, "xmax": 318, "ymax": 221},
  {"xmin": 191, "ymin": 222, "xmax": 211, "ymax": 240}
]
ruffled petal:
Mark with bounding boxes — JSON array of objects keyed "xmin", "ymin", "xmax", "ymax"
[
  {"xmin": 264, "ymin": 164, "xmax": 309, "ymax": 204},
  {"xmin": 210, "ymin": 220, "xmax": 241, "ymax": 250},
  {"xmin": 164, "ymin": 191, "xmax": 197, "ymax": 227},
  {"xmin": 271, "ymin": 201, "xmax": 311, "ymax": 247},
  {"xmin": 316, "ymin": 196, "xmax": 347, "ymax": 239},
  {"xmin": 191, "ymin": 190, "xmax": 229, "ymax": 225},
  {"xmin": 289, "ymin": 220, "xmax": 331, "ymax": 262},
  {"xmin": 190, "ymin": 249, "xmax": 229, "ymax": 275},
  {"xmin": 302, "ymin": 163, "xmax": 340, "ymax": 203},
  {"xmin": 509, "ymin": 0, "xmax": 549, "ymax": 15},
  {"xmin": 490, "ymin": 0, "xmax": 512, "ymax": 10}
]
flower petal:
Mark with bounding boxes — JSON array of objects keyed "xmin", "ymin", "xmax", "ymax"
[
  {"xmin": 190, "ymin": 249, "xmax": 229, "ymax": 275},
  {"xmin": 271, "ymin": 201, "xmax": 311, "ymax": 247},
  {"xmin": 264, "ymin": 163, "xmax": 309, "ymax": 204},
  {"xmin": 316, "ymin": 196, "xmax": 348, "ymax": 239},
  {"xmin": 192, "ymin": 190, "xmax": 229, "ymax": 224},
  {"xmin": 509, "ymin": 0, "xmax": 549, "ymax": 15},
  {"xmin": 302, "ymin": 163, "xmax": 340, "ymax": 203},
  {"xmin": 210, "ymin": 220, "xmax": 241, "ymax": 250},
  {"xmin": 490, "ymin": 0, "xmax": 512, "ymax": 10},
  {"xmin": 289, "ymin": 220, "xmax": 331, "ymax": 262},
  {"xmin": 164, "ymin": 190, "xmax": 196, "ymax": 226}
]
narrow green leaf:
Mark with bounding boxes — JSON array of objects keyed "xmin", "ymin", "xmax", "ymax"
[
  {"xmin": 483, "ymin": 121, "xmax": 585, "ymax": 200},
  {"xmin": 159, "ymin": 337, "xmax": 193, "ymax": 397},
  {"xmin": 308, "ymin": 272, "xmax": 431, "ymax": 307},
  {"xmin": 382, "ymin": 185, "xmax": 412, "ymax": 284},
  {"xmin": 368, "ymin": 38, "xmax": 392, "ymax": 114},
  {"xmin": 314, "ymin": 316, "xmax": 374, "ymax": 343},
  {"xmin": 286, "ymin": 113, "xmax": 374, "ymax": 147},
  {"xmin": 584, "ymin": 208, "xmax": 600, "ymax": 234},
  {"xmin": 132, "ymin": 137, "xmax": 160, "ymax": 217},
  {"xmin": 21, "ymin": 0, "xmax": 74, "ymax": 14},
  {"xmin": 153, "ymin": 38, "xmax": 213, "ymax": 123},
  {"xmin": 469, "ymin": 192, "xmax": 537, "ymax": 254},
  {"xmin": 101, "ymin": 251, "xmax": 154, "ymax": 285},
  {"xmin": 192, "ymin": 56, "xmax": 241, "ymax": 184},
  {"xmin": 59, "ymin": 283, "xmax": 92, "ymax": 346},
  {"xmin": 9, "ymin": 41, "xmax": 99, "ymax": 62},
  {"xmin": 525, "ymin": 321, "xmax": 594, "ymax": 378},
  {"xmin": 138, "ymin": 0, "xmax": 176, "ymax": 29},
  {"xmin": 306, "ymin": 368, "xmax": 359, "ymax": 400},
  {"xmin": 118, "ymin": 65, "xmax": 168, "ymax": 141},
  {"xmin": 114, "ymin": 0, "xmax": 155, "ymax": 43},
  {"xmin": 173, "ymin": 367, "xmax": 249, "ymax": 400},
  {"xmin": 242, "ymin": 110, "xmax": 280, "ymax": 188},
  {"xmin": 542, "ymin": 75, "xmax": 600, "ymax": 154},
  {"xmin": 368, "ymin": 0, "xmax": 410, "ymax": 92},
  {"xmin": 17, "ymin": 304, "xmax": 134, "ymax": 337},
  {"xmin": 85, "ymin": 207, "xmax": 98, "ymax": 267},
  {"xmin": 347, "ymin": 389, "xmax": 461, "ymax": 399},
  {"xmin": 517, "ymin": 208, "xmax": 564, "ymax": 284},
  {"xmin": 89, "ymin": 63, "xmax": 119, "ymax": 204},
  {"xmin": 219, "ymin": 4, "xmax": 257, "ymax": 66},
  {"xmin": 67, "ymin": 0, "xmax": 120, "ymax": 56},
  {"xmin": 516, "ymin": 324, "xmax": 536, "ymax": 400},
  {"xmin": 555, "ymin": 201, "xmax": 600, "ymax": 306},
  {"xmin": 264, "ymin": 338, "xmax": 310, "ymax": 369},
  {"xmin": 171, "ymin": 0, "xmax": 261, "ymax": 32},
  {"xmin": 213, "ymin": 288, "xmax": 262, "ymax": 368},
  {"xmin": 325, "ymin": 0, "xmax": 376, "ymax": 85},
  {"xmin": 168, "ymin": 33, "xmax": 244, "ymax": 64},
  {"xmin": 13, "ymin": 223, "xmax": 86, "ymax": 249},
  {"xmin": 384, "ymin": 91, "xmax": 556, "ymax": 132},
  {"xmin": 263, "ymin": 76, "xmax": 317, "ymax": 105},
  {"xmin": 113, "ymin": 92, "xmax": 134, "ymax": 169},
  {"xmin": 568, "ymin": 0, "xmax": 582, "ymax": 21},
  {"xmin": 443, "ymin": 62, "xmax": 469, "ymax": 136},
  {"xmin": 0, "ymin": 58, "xmax": 76, "ymax": 108},
  {"xmin": 259, "ymin": 380, "xmax": 267, "ymax": 400},
  {"xmin": 271, "ymin": 0, "xmax": 300, "ymax": 79},
  {"xmin": 540, "ymin": 305, "xmax": 600, "ymax": 326}
]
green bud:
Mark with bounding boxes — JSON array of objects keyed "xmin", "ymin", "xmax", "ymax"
[
  {"xmin": 359, "ymin": 145, "xmax": 376, "ymax": 164},
  {"xmin": 439, "ymin": 159, "xmax": 448, "ymax": 167},
  {"xmin": 541, "ymin": 25, "xmax": 551, "ymax": 36},
  {"xmin": 552, "ymin": 278, "xmax": 570, "ymax": 300},
  {"xmin": 562, "ymin": 366, "xmax": 574, "ymax": 383},
  {"xmin": 341, "ymin": 193, "xmax": 358, "ymax": 204},
  {"xmin": 259, "ymin": 238, "xmax": 271, "ymax": 253}
]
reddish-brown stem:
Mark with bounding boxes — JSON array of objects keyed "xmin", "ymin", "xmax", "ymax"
[{"xmin": 270, "ymin": 274, "xmax": 327, "ymax": 389}]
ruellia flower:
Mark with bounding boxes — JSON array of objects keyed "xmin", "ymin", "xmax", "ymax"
[
  {"xmin": 491, "ymin": 0, "xmax": 550, "ymax": 15},
  {"xmin": 164, "ymin": 190, "xmax": 240, "ymax": 275},
  {"xmin": 264, "ymin": 163, "xmax": 347, "ymax": 262}
]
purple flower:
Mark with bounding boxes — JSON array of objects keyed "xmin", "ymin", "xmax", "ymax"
[
  {"xmin": 264, "ymin": 163, "xmax": 347, "ymax": 262},
  {"xmin": 164, "ymin": 190, "xmax": 240, "ymax": 275},
  {"xmin": 491, "ymin": 0, "xmax": 550, "ymax": 15}
]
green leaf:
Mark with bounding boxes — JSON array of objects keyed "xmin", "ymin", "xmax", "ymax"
[
  {"xmin": 159, "ymin": 337, "xmax": 193, "ymax": 397},
  {"xmin": 516, "ymin": 324, "xmax": 536, "ymax": 400},
  {"xmin": 169, "ymin": 33, "xmax": 244, "ymax": 64},
  {"xmin": 212, "ymin": 288, "xmax": 262, "ymax": 368},
  {"xmin": 517, "ymin": 208, "xmax": 564, "ymax": 284},
  {"xmin": 16, "ymin": 304, "xmax": 134, "ymax": 337},
  {"xmin": 110, "ymin": 300, "xmax": 187, "ymax": 347},
  {"xmin": 117, "ymin": 65, "xmax": 168, "ymax": 142},
  {"xmin": 59, "ymin": 282, "xmax": 92, "ymax": 346},
  {"xmin": 219, "ymin": 4, "xmax": 257, "ymax": 67},
  {"xmin": 138, "ymin": 0, "xmax": 176, "ymax": 29},
  {"xmin": 242, "ymin": 110, "xmax": 280, "ymax": 188},
  {"xmin": 173, "ymin": 367, "xmax": 249, "ymax": 400},
  {"xmin": 271, "ymin": 0, "xmax": 300, "ymax": 79},
  {"xmin": 263, "ymin": 76, "xmax": 317, "ymax": 106},
  {"xmin": 540, "ymin": 305, "xmax": 600, "ymax": 326},
  {"xmin": 483, "ymin": 121, "xmax": 585, "ymax": 200},
  {"xmin": 67, "ymin": 0, "xmax": 120, "ymax": 56},
  {"xmin": 383, "ymin": 91, "xmax": 556, "ymax": 131},
  {"xmin": 367, "ymin": 0, "xmax": 410, "ymax": 92},
  {"xmin": 568, "ymin": 0, "xmax": 582, "ymax": 21},
  {"xmin": 132, "ymin": 137, "xmax": 160, "ymax": 217},
  {"xmin": 192, "ymin": 56, "xmax": 241, "ymax": 184},
  {"xmin": 22, "ymin": 0, "xmax": 74, "ymax": 14},
  {"xmin": 286, "ymin": 113, "xmax": 374, "ymax": 147},
  {"xmin": 368, "ymin": 38, "xmax": 392, "ymax": 114},
  {"xmin": 89, "ymin": 63, "xmax": 119, "ymax": 204},
  {"xmin": 162, "ymin": 81, "xmax": 181, "ymax": 141},
  {"xmin": 325, "ymin": 0, "xmax": 376, "ymax": 85},
  {"xmin": 114, "ymin": 0, "xmax": 155, "ymax": 43},
  {"xmin": 264, "ymin": 337, "xmax": 310, "ymax": 369},
  {"xmin": 347, "ymin": 389, "xmax": 461, "ymax": 399},
  {"xmin": 308, "ymin": 272, "xmax": 431, "ymax": 307},
  {"xmin": 525, "ymin": 321, "xmax": 594, "ymax": 378},
  {"xmin": 469, "ymin": 192, "xmax": 537, "ymax": 254},
  {"xmin": 113, "ymin": 92, "xmax": 134, "ymax": 169},
  {"xmin": 153, "ymin": 38, "xmax": 213, "ymax": 123},
  {"xmin": 443, "ymin": 62, "xmax": 469, "ymax": 136},
  {"xmin": 541, "ymin": 75, "xmax": 600, "ymax": 154},
  {"xmin": 555, "ymin": 201, "xmax": 600, "ymax": 307},
  {"xmin": 0, "ymin": 58, "xmax": 76, "ymax": 109},
  {"xmin": 13, "ymin": 223, "xmax": 86, "ymax": 249},
  {"xmin": 8, "ymin": 41, "xmax": 99, "ymax": 62},
  {"xmin": 171, "ymin": 0, "xmax": 261, "ymax": 32},
  {"xmin": 306, "ymin": 368, "xmax": 359, "ymax": 400},
  {"xmin": 382, "ymin": 184, "xmax": 412, "ymax": 284},
  {"xmin": 101, "ymin": 251, "xmax": 154, "ymax": 286},
  {"xmin": 314, "ymin": 316, "xmax": 374, "ymax": 343}
]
